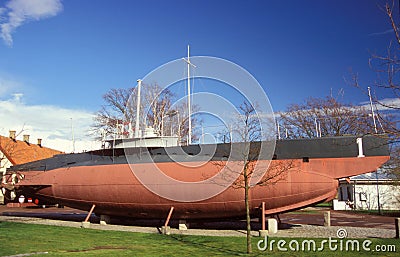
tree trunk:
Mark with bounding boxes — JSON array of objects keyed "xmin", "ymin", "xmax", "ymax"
[{"xmin": 244, "ymin": 173, "xmax": 252, "ymax": 254}]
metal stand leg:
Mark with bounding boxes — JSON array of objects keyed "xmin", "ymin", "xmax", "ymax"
[
  {"xmin": 162, "ymin": 207, "xmax": 174, "ymax": 235},
  {"xmin": 81, "ymin": 204, "xmax": 96, "ymax": 228}
]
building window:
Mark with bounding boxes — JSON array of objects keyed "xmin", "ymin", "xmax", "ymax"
[
  {"xmin": 359, "ymin": 192, "xmax": 367, "ymax": 201},
  {"xmin": 347, "ymin": 186, "xmax": 353, "ymax": 202},
  {"xmin": 339, "ymin": 185, "xmax": 354, "ymax": 201}
]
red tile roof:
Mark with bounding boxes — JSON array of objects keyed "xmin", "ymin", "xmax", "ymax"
[{"xmin": 0, "ymin": 135, "xmax": 63, "ymax": 165}]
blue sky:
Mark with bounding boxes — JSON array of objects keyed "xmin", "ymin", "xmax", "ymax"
[{"xmin": 0, "ymin": 0, "xmax": 397, "ymax": 151}]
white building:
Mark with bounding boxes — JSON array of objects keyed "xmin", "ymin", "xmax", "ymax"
[{"xmin": 334, "ymin": 171, "xmax": 400, "ymax": 211}]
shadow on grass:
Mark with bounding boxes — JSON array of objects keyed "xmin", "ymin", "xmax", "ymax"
[{"xmin": 169, "ymin": 234, "xmax": 246, "ymax": 256}]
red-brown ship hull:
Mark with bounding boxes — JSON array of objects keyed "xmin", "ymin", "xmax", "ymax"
[{"xmin": 13, "ymin": 155, "xmax": 389, "ymax": 219}]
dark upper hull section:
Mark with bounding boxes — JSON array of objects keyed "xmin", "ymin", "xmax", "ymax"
[{"xmin": 9, "ymin": 135, "xmax": 389, "ymax": 172}]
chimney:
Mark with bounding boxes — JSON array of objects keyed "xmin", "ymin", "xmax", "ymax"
[
  {"xmin": 23, "ymin": 134, "xmax": 30, "ymax": 144},
  {"xmin": 9, "ymin": 130, "xmax": 16, "ymax": 140},
  {"xmin": 37, "ymin": 138, "xmax": 42, "ymax": 147}
]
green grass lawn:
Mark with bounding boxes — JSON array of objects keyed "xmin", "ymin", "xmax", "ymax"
[
  {"xmin": 314, "ymin": 202, "xmax": 333, "ymax": 208},
  {"xmin": 0, "ymin": 221, "xmax": 398, "ymax": 256}
]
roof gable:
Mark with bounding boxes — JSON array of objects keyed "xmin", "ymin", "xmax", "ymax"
[{"xmin": 0, "ymin": 135, "xmax": 63, "ymax": 165}]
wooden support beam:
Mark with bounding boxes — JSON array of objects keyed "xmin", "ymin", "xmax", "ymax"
[
  {"xmin": 84, "ymin": 204, "xmax": 96, "ymax": 222},
  {"xmin": 261, "ymin": 202, "xmax": 265, "ymax": 231},
  {"xmin": 324, "ymin": 211, "xmax": 331, "ymax": 227},
  {"xmin": 164, "ymin": 206, "xmax": 174, "ymax": 228}
]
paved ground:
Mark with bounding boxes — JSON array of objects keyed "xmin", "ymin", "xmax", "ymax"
[
  {"xmin": 0, "ymin": 205, "xmax": 398, "ymax": 238},
  {"xmin": 279, "ymin": 209, "xmax": 397, "ymax": 230}
]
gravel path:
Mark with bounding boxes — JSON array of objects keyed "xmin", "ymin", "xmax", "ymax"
[{"xmin": 0, "ymin": 215, "xmax": 396, "ymax": 239}]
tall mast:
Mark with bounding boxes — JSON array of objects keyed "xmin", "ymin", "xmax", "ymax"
[
  {"xmin": 187, "ymin": 45, "xmax": 192, "ymax": 145},
  {"xmin": 368, "ymin": 86, "xmax": 378, "ymax": 134},
  {"xmin": 183, "ymin": 45, "xmax": 196, "ymax": 145},
  {"xmin": 71, "ymin": 118, "xmax": 75, "ymax": 152},
  {"xmin": 135, "ymin": 79, "xmax": 142, "ymax": 138}
]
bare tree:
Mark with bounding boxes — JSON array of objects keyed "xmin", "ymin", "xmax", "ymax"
[
  {"xmin": 142, "ymin": 83, "xmax": 175, "ymax": 135},
  {"xmin": 214, "ymin": 102, "xmax": 294, "ymax": 254},
  {"xmin": 349, "ymin": 2, "xmax": 400, "ymax": 139},
  {"xmin": 348, "ymin": 1, "xmax": 400, "ymax": 180},
  {"xmin": 92, "ymin": 87, "xmax": 135, "ymax": 138},
  {"xmin": 92, "ymin": 83, "xmax": 200, "ymax": 144},
  {"xmin": 279, "ymin": 96, "xmax": 376, "ymax": 139}
]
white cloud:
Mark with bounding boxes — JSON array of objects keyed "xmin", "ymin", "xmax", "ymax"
[
  {"xmin": 0, "ymin": 76, "xmax": 21, "ymax": 96},
  {"xmin": 0, "ymin": 0, "xmax": 63, "ymax": 46},
  {"xmin": 0, "ymin": 94, "xmax": 100, "ymax": 152},
  {"xmin": 0, "ymin": 7, "xmax": 5, "ymax": 18},
  {"xmin": 376, "ymin": 97, "xmax": 400, "ymax": 110},
  {"xmin": 368, "ymin": 28, "xmax": 395, "ymax": 37},
  {"xmin": 359, "ymin": 97, "xmax": 400, "ymax": 112}
]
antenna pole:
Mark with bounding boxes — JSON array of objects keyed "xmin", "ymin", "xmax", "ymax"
[
  {"xmin": 314, "ymin": 118, "xmax": 318, "ymax": 138},
  {"xmin": 182, "ymin": 45, "xmax": 196, "ymax": 145},
  {"xmin": 201, "ymin": 126, "xmax": 204, "ymax": 144},
  {"xmin": 135, "ymin": 79, "xmax": 142, "ymax": 138},
  {"xmin": 318, "ymin": 121, "xmax": 322, "ymax": 137},
  {"xmin": 187, "ymin": 45, "xmax": 192, "ymax": 145},
  {"xmin": 71, "ymin": 118, "xmax": 75, "ymax": 152},
  {"xmin": 277, "ymin": 121, "xmax": 281, "ymax": 140},
  {"xmin": 368, "ymin": 87, "xmax": 378, "ymax": 134}
]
